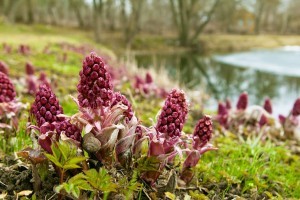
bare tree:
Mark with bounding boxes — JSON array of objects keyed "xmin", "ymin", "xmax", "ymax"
[
  {"xmin": 69, "ymin": 0, "xmax": 85, "ymax": 28},
  {"xmin": 121, "ymin": 0, "xmax": 144, "ymax": 48},
  {"xmin": 170, "ymin": 0, "xmax": 220, "ymax": 46},
  {"xmin": 93, "ymin": 0, "xmax": 103, "ymax": 42}
]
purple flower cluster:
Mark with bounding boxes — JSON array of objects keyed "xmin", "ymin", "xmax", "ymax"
[
  {"xmin": 25, "ymin": 62, "xmax": 35, "ymax": 75},
  {"xmin": 236, "ymin": 92, "xmax": 248, "ymax": 110},
  {"xmin": 292, "ymin": 98, "xmax": 300, "ymax": 116},
  {"xmin": 54, "ymin": 120, "xmax": 82, "ymax": 142},
  {"xmin": 19, "ymin": 44, "xmax": 30, "ymax": 55},
  {"xmin": 0, "ymin": 72, "xmax": 16, "ymax": 103},
  {"xmin": 77, "ymin": 52, "xmax": 114, "ymax": 108},
  {"xmin": 193, "ymin": 115, "xmax": 213, "ymax": 148},
  {"xmin": 263, "ymin": 98, "xmax": 272, "ymax": 114},
  {"xmin": 156, "ymin": 89, "xmax": 188, "ymax": 137},
  {"xmin": 31, "ymin": 85, "xmax": 64, "ymax": 126}
]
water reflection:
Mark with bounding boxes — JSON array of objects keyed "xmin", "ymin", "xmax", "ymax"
[{"xmin": 135, "ymin": 53, "xmax": 300, "ymax": 115}]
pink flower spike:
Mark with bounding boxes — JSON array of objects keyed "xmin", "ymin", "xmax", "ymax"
[
  {"xmin": 145, "ymin": 72, "xmax": 153, "ymax": 84},
  {"xmin": 0, "ymin": 72, "xmax": 16, "ymax": 102},
  {"xmin": 218, "ymin": 102, "xmax": 227, "ymax": 116},
  {"xmin": 193, "ymin": 115, "xmax": 213, "ymax": 148},
  {"xmin": 236, "ymin": 92, "xmax": 248, "ymax": 110},
  {"xmin": 292, "ymin": 98, "xmax": 300, "ymax": 116},
  {"xmin": 77, "ymin": 52, "xmax": 114, "ymax": 109},
  {"xmin": 263, "ymin": 98, "xmax": 272, "ymax": 114},
  {"xmin": 278, "ymin": 114, "xmax": 286, "ymax": 125},
  {"xmin": 25, "ymin": 62, "xmax": 35, "ymax": 75},
  {"xmin": 156, "ymin": 89, "xmax": 188, "ymax": 137},
  {"xmin": 31, "ymin": 84, "xmax": 64, "ymax": 126},
  {"xmin": 259, "ymin": 114, "xmax": 268, "ymax": 127},
  {"xmin": 226, "ymin": 98, "xmax": 232, "ymax": 109}
]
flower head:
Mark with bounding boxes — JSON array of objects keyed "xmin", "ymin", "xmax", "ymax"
[
  {"xmin": 218, "ymin": 102, "xmax": 228, "ymax": 116},
  {"xmin": 111, "ymin": 92, "xmax": 133, "ymax": 122},
  {"xmin": 226, "ymin": 98, "xmax": 232, "ymax": 109},
  {"xmin": 259, "ymin": 114, "xmax": 268, "ymax": 127},
  {"xmin": 54, "ymin": 120, "xmax": 82, "ymax": 142},
  {"xmin": 193, "ymin": 115, "xmax": 213, "ymax": 148},
  {"xmin": 25, "ymin": 62, "xmax": 35, "ymax": 75},
  {"xmin": 236, "ymin": 92, "xmax": 248, "ymax": 110},
  {"xmin": 77, "ymin": 52, "xmax": 114, "ymax": 109},
  {"xmin": 263, "ymin": 98, "xmax": 272, "ymax": 114},
  {"xmin": 31, "ymin": 84, "xmax": 64, "ymax": 126},
  {"xmin": 0, "ymin": 61, "xmax": 9, "ymax": 75},
  {"xmin": 278, "ymin": 114, "xmax": 286, "ymax": 125},
  {"xmin": 145, "ymin": 72, "xmax": 153, "ymax": 84},
  {"xmin": 156, "ymin": 89, "xmax": 188, "ymax": 137},
  {"xmin": 292, "ymin": 98, "xmax": 300, "ymax": 116},
  {"xmin": 0, "ymin": 72, "xmax": 16, "ymax": 103}
]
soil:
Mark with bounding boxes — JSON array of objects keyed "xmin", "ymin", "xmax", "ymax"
[{"xmin": 0, "ymin": 156, "xmax": 59, "ymax": 200}]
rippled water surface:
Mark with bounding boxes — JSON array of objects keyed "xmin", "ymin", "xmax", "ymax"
[{"xmin": 134, "ymin": 46, "xmax": 300, "ymax": 115}]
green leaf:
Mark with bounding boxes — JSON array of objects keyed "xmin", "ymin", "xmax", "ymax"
[
  {"xmin": 71, "ymin": 186, "xmax": 80, "ymax": 199},
  {"xmin": 65, "ymin": 156, "xmax": 86, "ymax": 165},
  {"xmin": 63, "ymin": 164, "xmax": 81, "ymax": 170},
  {"xmin": 58, "ymin": 141, "xmax": 69, "ymax": 161},
  {"xmin": 54, "ymin": 184, "xmax": 65, "ymax": 194},
  {"xmin": 44, "ymin": 154, "xmax": 63, "ymax": 168},
  {"xmin": 51, "ymin": 144, "xmax": 61, "ymax": 161}
]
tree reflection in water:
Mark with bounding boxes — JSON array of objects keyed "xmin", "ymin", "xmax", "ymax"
[{"xmin": 135, "ymin": 53, "xmax": 300, "ymax": 114}]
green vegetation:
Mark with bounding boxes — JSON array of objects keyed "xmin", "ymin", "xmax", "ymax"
[{"xmin": 0, "ymin": 24, "xmax": 299, "ymax": 199}]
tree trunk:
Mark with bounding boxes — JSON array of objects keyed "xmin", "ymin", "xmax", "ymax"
[
  {"xmin": 93, "ymin": 0, "xmax": 102, "ymax": 42},
  {"xmin": 69, "ymin": 0, "xmax": 85, "ymax": 28},
  {"xmin": 27, "ymin": 0, "xmax": 34, "ymax": 24}
]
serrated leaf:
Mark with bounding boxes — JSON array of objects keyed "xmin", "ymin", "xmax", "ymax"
[
  {"xmin": 65, "ymin": 156, "xmax": 86, "ymax": 165},
  {"xmin": 58, "ymin": 141, "xmax": 69, "ymax": 161},
  {"xmin": 45, "ymin": 154, "xmax": 63, "ymax": 168},
  {"xmin": 71, "ymin": 186, "xmax": 80, "ymax": 198},
  {"xmin": 63, "ymin": 164, "xmax": 81, "ymax": 170},
  {"xmin": 55, "ymin": 184, "xmax": 65, "ymax": 193},
  {"xmin": 51, "ymin": 144, "xmax": 61, "ymax": 161}
]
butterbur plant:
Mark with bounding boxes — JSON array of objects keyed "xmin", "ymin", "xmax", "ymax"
[
  {"xmin": 72, "ymin": 52, "xmax": 139, "ymax": 165},
  {"xmin": 140, "ymin": 89, "xmax": 216, "ymax": 186},
  {"xmin": 29, "ymin": 84, "xmax": 82, "ymax": 153},
  {"xmin": 180, "ymin": 115, "xmax": 217, "ymax": 184},
  {"xmin": 215, "ymin": 93, "xmax": 283, "ymax": 140},
  {"xmin": 0, "ymin": 72, "xmax": 25, "ymax": 134}
]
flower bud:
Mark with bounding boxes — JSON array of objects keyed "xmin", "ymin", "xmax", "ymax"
[
  {"xmin": 31, "ymin": 84, "xmax": 64, "ymax": 126},
  {"xmin": 193, "ymin": 115, "xmax": 213, "ymax": 148},
  {"xmin": 77, "ymin": 52, "xmax": 113, "ymax": 109},
  {"xmin": 263, "ymin": 98, "xmax": 272, "ymax": 114},
  {"xmin": 156, "ymin": 89, "xmax": 188, "ymax": 137},
  {"xmin": 0, "ymin": 72, "xmax": 16, "ymax": 102},
  {"xmin": 236, "ymin": 92, "xmax": 248, "ymax": 110},
  {"xmin": 292, "ymin": 98, "xmax": 300, "ymax": 116}
]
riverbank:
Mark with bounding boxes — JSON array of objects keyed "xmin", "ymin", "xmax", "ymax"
[{"xmin": 2, "ymin": 23, "xmax": 300, "ymax": 55}]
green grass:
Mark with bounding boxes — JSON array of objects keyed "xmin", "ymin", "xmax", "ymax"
[{"xmin": 197, "ymin": 136, "xmax": 300, "ymax": 198}]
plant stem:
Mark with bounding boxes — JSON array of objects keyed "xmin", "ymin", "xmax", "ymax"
[{"xmin": 31, "ymin": 163, "xmax": 42, "ymax": 192}]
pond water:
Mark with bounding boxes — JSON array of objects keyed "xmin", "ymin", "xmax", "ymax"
[{"xmin": 134, "ymin": 46, "xmax": 300, "ymax": 116}]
